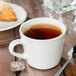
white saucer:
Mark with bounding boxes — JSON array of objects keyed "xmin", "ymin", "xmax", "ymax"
[{"xmin": 0, "ymin": 3, "xmax": 27, "ymax": 31}]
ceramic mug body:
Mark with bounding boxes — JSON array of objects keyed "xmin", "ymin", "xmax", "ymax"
[{"xmin": 9, "ymin": 17, "xmax": 66, "ymax": 70}]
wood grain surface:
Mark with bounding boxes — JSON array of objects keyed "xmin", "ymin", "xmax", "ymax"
[
  {"xmin": 0, "ymin": 0, "xmax": 16, "ymax": 76},
  {"xmin": 0, "ymin": 0, "xmax": 76, "ymax": 76}
]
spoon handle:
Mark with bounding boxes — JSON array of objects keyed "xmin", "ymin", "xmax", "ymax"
[{"xmin": 54, "ymin": 58, "xmax": 71, "ymax": 76}]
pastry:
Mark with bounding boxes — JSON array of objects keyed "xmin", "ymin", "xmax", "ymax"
[{"xmin": 0, "ymin": 1, "xmax": 17, "ymax": 21}]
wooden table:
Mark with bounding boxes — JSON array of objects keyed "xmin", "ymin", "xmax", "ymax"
[{"xmin": 0, "ymin": 0, "xmax": 76, "ymax": 76}]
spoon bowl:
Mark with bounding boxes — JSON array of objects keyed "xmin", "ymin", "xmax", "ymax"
[{"xmin": 55, "ymin": 45, "xmax": 76, "ymax": 76}]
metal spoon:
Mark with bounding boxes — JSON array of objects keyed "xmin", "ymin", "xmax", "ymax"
[{"xmin": 54, "ymin": 45, "xmax": 76, "ymax": 76}]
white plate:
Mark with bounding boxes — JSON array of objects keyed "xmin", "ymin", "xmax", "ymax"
[{"xmin": 0, "ymin": 3, "xmax": 27, "ymax": 31}]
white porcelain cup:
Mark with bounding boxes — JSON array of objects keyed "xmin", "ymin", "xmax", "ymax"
[{"xmin": 9, "ymin": 17, "xmax": 66, "ymax": 70}]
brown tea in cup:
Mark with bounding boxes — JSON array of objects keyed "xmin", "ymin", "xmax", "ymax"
[
  {"xmin": 23, "ymin": 24, "xmax": 62, "ymax": 40},
  {"xmin": 9, "ymin": 18, "xmax": 66, "ymax": 70}
]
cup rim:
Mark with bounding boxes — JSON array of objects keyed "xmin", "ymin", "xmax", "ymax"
[{"xmin": 20, "ymin": 17, "xmax": 66, "ymax": 41}]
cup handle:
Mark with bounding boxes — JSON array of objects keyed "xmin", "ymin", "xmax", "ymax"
[{"xmin": 9, "ymin": 39, "xmax": 28, "ymax": 59}]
